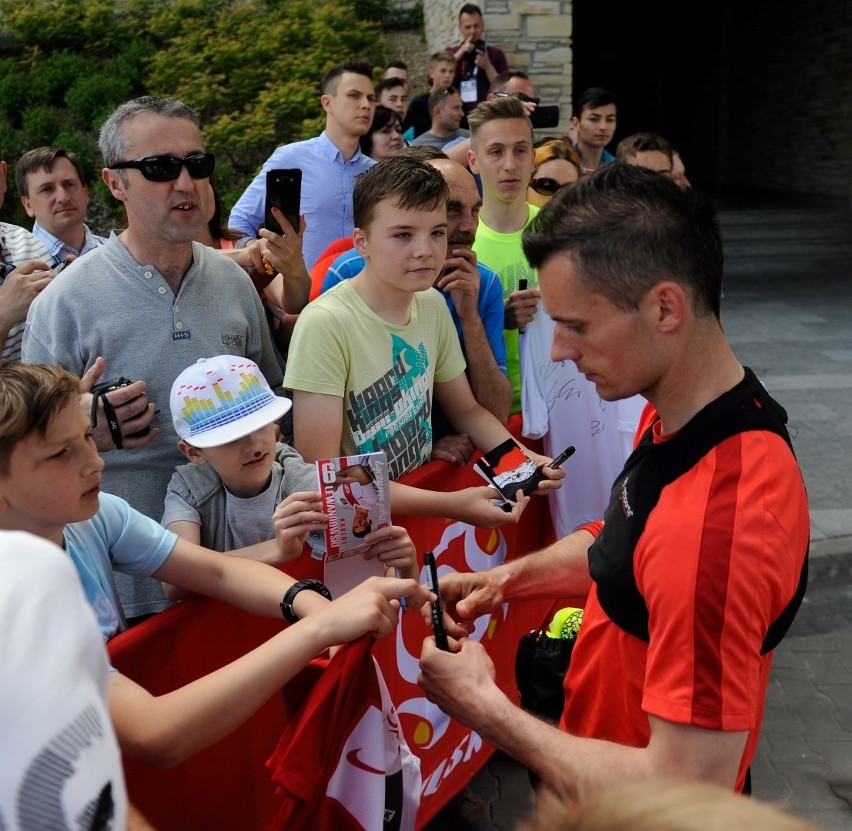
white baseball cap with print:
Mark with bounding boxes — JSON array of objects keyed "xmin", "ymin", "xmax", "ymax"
[{"xmin": 170, "ymin": 355, "xmax": 292, "ymax": 448}]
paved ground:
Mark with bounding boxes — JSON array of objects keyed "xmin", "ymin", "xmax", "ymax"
[{"xmin": 426, "ymin": 261, "xmax": 852, "ymax": 829}]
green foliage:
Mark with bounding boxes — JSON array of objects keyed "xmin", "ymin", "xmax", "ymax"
[
  {"xmin": 350, "ymin": 0, "xmax": 390, "ymax": 24},
  {"xmin": 384, "ymin": 0, "xmax": 423, "ymax": 31},
  {"xmin": 143, "ymin": 0, "xmax": 386, "ymax": 210},
  {"xmin": 0, "ymin": 0, "xmax": 388, "ymax": 227}
]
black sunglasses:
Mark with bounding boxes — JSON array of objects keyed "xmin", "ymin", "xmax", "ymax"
[
  {"xmin": 109, "ymin": 152, "xmax": 216, "ymax": 182},
  {"xmin": 530, "ymin": 177, "xmax": 570, "ymax": 197},
  {"xmin": 495, "ymin": 91, "xmax": 541, "ymax": 106}
]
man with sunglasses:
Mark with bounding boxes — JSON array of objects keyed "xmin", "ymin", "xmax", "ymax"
[
  {"xmin": 23, "ymin": 96, "xmax": 283, "ymax": 621},
  {"xmin": 489, "ymin": 71, "xmax": 541, "ymax": 117}
]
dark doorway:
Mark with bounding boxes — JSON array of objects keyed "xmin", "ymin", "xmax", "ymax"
[{"xmin": 572, "ymin": 0, "xmax": 726, "ymax": 191}]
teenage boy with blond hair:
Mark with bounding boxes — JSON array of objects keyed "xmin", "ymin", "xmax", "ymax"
[
  {"xmin": 284, "ymin": 155, "xmax": 562, "ymax": 526},
  {"xmin": 405, "ymin": 51, "xmax": 459, "ymax": 139},
  {"xmin": 0, "ymin": 360, "xmax": 427, "ymax": 767},
  {"xmin": 467, "ymin": 96, "xmax": 541, "ymax": 412}
]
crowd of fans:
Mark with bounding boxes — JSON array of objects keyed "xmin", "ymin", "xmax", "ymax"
[{"xmin": 0, "ymin": 3, "xmax": 813, "ymax": 830}]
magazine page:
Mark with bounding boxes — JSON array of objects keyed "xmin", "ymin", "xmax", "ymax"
[{"xmin": 315, "ymin": 451, "xmax": 391, "ymax": 597}]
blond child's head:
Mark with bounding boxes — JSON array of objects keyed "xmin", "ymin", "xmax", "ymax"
[{"xmin": 520, "ymin": 780, "xmax": 822, "ymax": 831}]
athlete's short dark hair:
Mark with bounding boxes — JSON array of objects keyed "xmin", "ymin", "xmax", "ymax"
[{"xmin": 523, "ymin": 163, "xmax": 722, "ymax": 319}]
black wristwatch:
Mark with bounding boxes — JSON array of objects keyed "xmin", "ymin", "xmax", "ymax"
[{"xmin": 280, "ymin": 579, "xmax": 332, "ymax": 623}]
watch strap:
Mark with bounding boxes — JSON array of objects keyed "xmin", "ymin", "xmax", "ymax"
[{"xmin": 280, "ymin": 579, "xmax": 332, "ymax": 623}]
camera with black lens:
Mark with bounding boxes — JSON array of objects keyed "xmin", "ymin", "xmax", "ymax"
[{"xmin": 91, "ymin": 376, "xmax": 134, "ymax": 398}]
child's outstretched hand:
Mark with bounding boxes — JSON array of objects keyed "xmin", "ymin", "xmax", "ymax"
[
  {"xmin": 362, "ymin": 525, "xmax": 418, "ymax": 581},
  {"xmin": 273, "ymin": 491, "xmax": 326, "ymax": 562},
  {"xmin": 308, "ymin": 576, "xmax": 433, "ymax": 646}
]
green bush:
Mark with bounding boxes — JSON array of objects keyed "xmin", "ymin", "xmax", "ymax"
[{"xmin": 0, "ymin": 0, "xmax": 388, "ymax": 229}]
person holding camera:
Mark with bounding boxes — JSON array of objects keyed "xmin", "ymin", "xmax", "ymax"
[
  {"xmin": 448, "ymin": 4, "xmax": 508, "ymax": 115},
  {"xmin": 22, "ymin": 96, "xmax": 283, "ymax": 622}
]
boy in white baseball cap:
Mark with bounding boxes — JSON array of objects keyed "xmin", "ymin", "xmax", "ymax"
[{"xmin": 164, "ymin": 355, "xmax": 417, "ymax": 577}]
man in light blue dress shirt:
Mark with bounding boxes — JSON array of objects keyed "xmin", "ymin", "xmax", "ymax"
[
  {"xmin": 228, "ymin": 60, "xmax": 377, "ymax": 270},
  {"xmin": 16, "ymin": 147, "xmax": 106, "ymax": 267}
]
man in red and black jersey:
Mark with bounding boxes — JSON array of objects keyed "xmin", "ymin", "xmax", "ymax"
[{"xmin": 419, "ymin": 163, "xmax": 809, "ymax": 804}]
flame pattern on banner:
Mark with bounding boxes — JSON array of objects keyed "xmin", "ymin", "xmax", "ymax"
[{"xmin": 394, "ymin": 521, "xmax": 508, "ymax": 750}]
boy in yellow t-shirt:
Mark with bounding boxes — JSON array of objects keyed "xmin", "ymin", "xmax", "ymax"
[{"xmin": 284, "ymin": 155, "xmax": 563, "ymax": 527}]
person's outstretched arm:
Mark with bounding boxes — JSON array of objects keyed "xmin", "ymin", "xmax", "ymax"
[
  {"xmin": 111, "ymin": 576, "xmax": 430, "ymax": 768},
  {"xmin": 292, "ymin": 389, "xmax": 529, "ymax": 529}
]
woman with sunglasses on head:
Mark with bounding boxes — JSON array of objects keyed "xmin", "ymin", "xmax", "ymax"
[
  {"xmin": 359, "ymin": 106, "xmax": 406, "ymax": 162},
  {"xmin": 526, "ymin": 139, "xmax": 582, "ymax": 208}
]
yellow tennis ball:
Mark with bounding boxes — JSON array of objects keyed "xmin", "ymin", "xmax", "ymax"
[{"xmin": 547, "ymin": 607, "xmax": 584, "ymax": 639}]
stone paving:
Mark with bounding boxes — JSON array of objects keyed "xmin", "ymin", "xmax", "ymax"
[
  {"xmin": 425, "ymin": 262, "xmax": 852, "ymax": 829},
  {"xmin": 751, "ymin": 583, "xmax": 852, "ymax": 831}
]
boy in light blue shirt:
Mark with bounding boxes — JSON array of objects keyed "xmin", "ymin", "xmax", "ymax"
[{"xmin": 0, "ymin": 360, "xmax": 427, "ymax": 767}]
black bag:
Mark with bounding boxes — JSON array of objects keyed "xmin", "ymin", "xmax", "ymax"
[{"xmin": 514, "ymin": 603, "xmax": 581, "ymax": 725}]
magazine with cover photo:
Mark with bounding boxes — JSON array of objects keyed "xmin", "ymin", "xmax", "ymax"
[
  {"xmin": 474, "ymin": 438, "xmax": 542, "ymax": 501},
  {"xmin": 313, "ymin": 451, "xmax": 391, "ymax": 597}
]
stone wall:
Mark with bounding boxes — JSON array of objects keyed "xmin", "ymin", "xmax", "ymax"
[
  {"xmin": 420, "ymin": 0, "xmax": 574, "ymax": 133},
  {"xmin": 396, "ymin": 0, "xmax": 852, "ymax": 202},
  {"xmin": 722, "ymin": 0, "xmax": 852, "ymax": 203}
]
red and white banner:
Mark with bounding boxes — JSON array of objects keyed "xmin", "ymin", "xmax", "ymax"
[{"xmin": 109, "ymin": 420, "xmax": 554, "ymax": 829}]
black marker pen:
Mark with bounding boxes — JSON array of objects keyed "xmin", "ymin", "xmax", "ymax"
[
  {"xmin": 549, "ymin": 444, "xmax": 576, "ymax": 469},
  {"xmin": 424, "ymin": 552, "xmax": 449, "ymax": 651}
]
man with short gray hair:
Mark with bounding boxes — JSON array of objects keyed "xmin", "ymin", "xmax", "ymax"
[{"xmin": 23, "ymin": 95, "xmax": 282, "ymax": 620}]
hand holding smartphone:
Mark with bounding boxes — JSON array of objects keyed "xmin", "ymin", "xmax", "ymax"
[
  {"xmin": 424, "ymin": 552, "xmax": 449, "ymax": 651},
  {"xmin": 518, "ymin": 278, "xmax": 529, "ymax": 333},
  {"xmin": 264, "ymin": 169, "xmax": 302, "ymax": 236}
]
